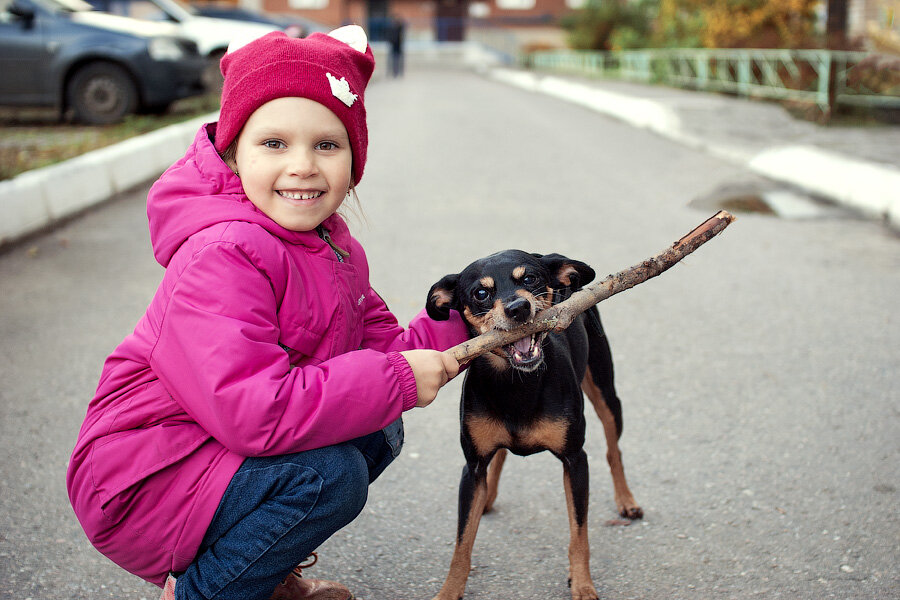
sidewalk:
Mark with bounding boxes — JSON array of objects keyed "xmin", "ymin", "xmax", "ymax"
[
  {"xmin": 489, "ymin": 67, "xmax": 900, "ymax": 230},
  {"xmin": 3, "ymin": 62, "xmax": 900, "ymax": 248}
]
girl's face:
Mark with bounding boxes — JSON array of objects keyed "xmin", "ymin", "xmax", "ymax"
[{"xmin": 229, "ymin": 97, "xmax": 353, "ymax": 232}]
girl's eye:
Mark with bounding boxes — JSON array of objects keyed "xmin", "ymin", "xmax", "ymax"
[
  {"xmin": 263, "ymin": 140, "xmax": 286, "ymax": 150},
  {"xmin": 473, "ymin": 288, "xmax": 490, "ymax": 302},
  {"xmin": 522, "ymin": 274, "xmax": 537, "ymax": 286},
  {"xmin": 316, "ymin": 141, "xmax": 338, "ymax": 151}
]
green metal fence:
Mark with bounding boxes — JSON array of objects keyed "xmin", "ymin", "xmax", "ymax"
[{"xmin": 526, "ymin": 48, "xmax": 900, "ymax": 111}]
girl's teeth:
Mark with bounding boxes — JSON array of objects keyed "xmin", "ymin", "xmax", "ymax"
[{"xmin": 280, "ymin": 191, "xmax": 322, "ymax": 200}]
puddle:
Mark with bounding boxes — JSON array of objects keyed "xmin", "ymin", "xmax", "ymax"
[{"xmin": 690, "ymin": 182, "xmax": 845, "ymax": 219}]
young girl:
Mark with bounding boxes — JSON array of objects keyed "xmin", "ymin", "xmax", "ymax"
[{"xmin": 66, "ymin": 26, "xmax": 466, "ymax": 600}]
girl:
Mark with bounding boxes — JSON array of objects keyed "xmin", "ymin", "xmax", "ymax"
[{"xmin": 66, "ymin": 26, "xmax": 466, "ymax": 600}]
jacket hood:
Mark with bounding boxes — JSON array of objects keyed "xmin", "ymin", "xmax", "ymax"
[{"xmin": 148, "ymin": 123, "xmax": 351, "ymax": 267}]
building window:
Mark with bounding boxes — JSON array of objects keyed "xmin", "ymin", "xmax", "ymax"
[
  {"xmin": 496, "ymin": 0, "xmax": 535, "ymax": 9},
  {"xmin": 288, "ymin": 0, "xmax": 328, "ymax": 9},
  {"xmin": 469, "ymin": 1, "xmax": 490, "ymax": 17}
]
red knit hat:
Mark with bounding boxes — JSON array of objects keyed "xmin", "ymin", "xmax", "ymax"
[{"xmin": 215, "ymin": 26, "xmax": 375, "ymax": 185}]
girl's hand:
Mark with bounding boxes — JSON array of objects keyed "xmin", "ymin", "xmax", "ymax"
[{"xmin": 399, "ymin": 350, "xmax": 460, "ymax": 408}]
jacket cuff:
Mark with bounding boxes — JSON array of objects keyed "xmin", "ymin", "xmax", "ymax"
[{"xmin": 387, "ymin": 351, "xmax": 419, "ymax": 411}]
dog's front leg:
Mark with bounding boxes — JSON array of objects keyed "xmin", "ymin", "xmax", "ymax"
[
  {"xmin": 433, "ymin": 461, "xmax": 489, "ymax": 600},
  {"xmin": 562, "ymin": 449, "xmax": 599, "ymax": 600}
]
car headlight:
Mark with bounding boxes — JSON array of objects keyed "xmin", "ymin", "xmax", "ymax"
[{"xmin": 148, "ymin": 37, "xmax": 185, "ymax": 61}]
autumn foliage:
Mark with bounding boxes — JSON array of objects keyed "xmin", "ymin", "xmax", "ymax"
[
  {"xmin": 565, "ymin": 0, "xmax": 824, "ymax": 50},
  {"xmin": 693, "ymin": 0, "xmax": 821, "ymax": 48}
]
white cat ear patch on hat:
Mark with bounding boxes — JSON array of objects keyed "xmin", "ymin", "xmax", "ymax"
[
  {"xmin": 327, "ymin": 25, "xmax": 368, "ymax": 53},
  {"xmin": 325, "ymin": 25, "xmax": 367, "ymax": 106},
  {"xmin": 326, "ymin": 72, "xmax": 358, "ymax": 107}
]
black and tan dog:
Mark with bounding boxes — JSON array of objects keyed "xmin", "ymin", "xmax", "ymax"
[{"xmin": 426, "ymin": 249, "xmax": 642, "ymax": 600}]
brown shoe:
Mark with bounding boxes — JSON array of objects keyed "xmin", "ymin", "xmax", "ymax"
[{"xmin": 270, "ymin": 553, "xmax": 354, "ymax": 600}]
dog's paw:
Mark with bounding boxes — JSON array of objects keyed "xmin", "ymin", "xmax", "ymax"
[
  {"xmin": 619, "ymin": 503, "xmax": 643, "ymax": 520},
  {"xmin": 569, "ymin": 580, "xmax": 599, "ymax": 600},
  {"xmin": 430, "ymin": 594, "xmax": 462, "ymax": 600},
  {"xmin": 431, "ymin": 583, "xmax": 466, "ymax": 600},
  {"xmin": 616, "ymin": 495, "xmax": 643, "ymax": 520}
]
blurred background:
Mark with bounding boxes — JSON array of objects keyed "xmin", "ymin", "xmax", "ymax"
[
  {"xmin": 1, "ymin": 1, "xmax": 899, "ymax": 599},
  {"xmin": 2, "ymin": 0, "xmax": 898, "ymax": 183}
]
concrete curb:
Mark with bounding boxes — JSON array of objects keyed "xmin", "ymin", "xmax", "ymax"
[
  {"xmin": 748, "ymin": 145, "xmax": 900, "ymax": 220},
  {"xmin": 488, "ymin": 68, "xmax": 900, "ymax": 232},
  {"xmin": 0, "ymin": 112, "xmax": 216, "ymax": 248}
]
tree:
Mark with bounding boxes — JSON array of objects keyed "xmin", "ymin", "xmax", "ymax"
[
  {"xmin": 654, "ymin": 0, "xmax": 821, "ymax": 49},
  {"xmin": 561, "ymin": 0, "xmax": 656, "ymax": 51},
  {"xmin": 825, "ymin": 0, "xmax": 849, "ymax": 49},
  {"xmin": 652, "ymin": 0, "xmax": 706, "ymax": 47}
]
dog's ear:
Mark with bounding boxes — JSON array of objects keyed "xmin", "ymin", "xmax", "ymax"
[
  {"xmin": 426, "ymin": 274, "xmax": 460, "ymax": 321},
  {"xmin": 540, "ymin": 254, "xmax": 595, "ymax": 292}
]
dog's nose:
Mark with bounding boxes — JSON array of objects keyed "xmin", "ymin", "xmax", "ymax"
[{"xmin": 503, "ymin": 297, "xmax": 531, "ymax": 323}]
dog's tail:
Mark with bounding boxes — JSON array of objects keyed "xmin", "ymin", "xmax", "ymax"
[{"xmin": 584, "ymin": 306, "xmax": 624, "ymax": 438}]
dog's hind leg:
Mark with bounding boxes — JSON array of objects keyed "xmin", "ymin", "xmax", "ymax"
[
  {"xmin": 581, "ymin": 308, "xmax": 642, "ymax": 519},
  {"xmin": 433, "ymin": 461, "xmax": 490, "ymax": 600},
  {"xmin": 582, "ymin": 365, "xmax": 642, "ymax": 519},
  {"xmin": 562, "ymin": 449, "xmax": 599, "ymax": 600},
  {"xmin": 483, "ymin": 448, "xmax": 507, "ymax": 513}
]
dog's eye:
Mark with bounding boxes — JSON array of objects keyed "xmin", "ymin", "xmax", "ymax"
[
  {"xmin": 473, "ymin": 288, "xmax": 490, "ymax": 302},
  {"xmin": 522, "ymin": 274, "xmax": 537, "ymax": 286}
]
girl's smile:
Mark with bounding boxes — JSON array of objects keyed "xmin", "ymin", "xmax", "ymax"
[
  {"xmin": 277, "ymin": 190, "xmax": 325, "ymax": 202},
  {"xmin": 228, "ymin": 97, "xmax": 353, "ymax": 232}
]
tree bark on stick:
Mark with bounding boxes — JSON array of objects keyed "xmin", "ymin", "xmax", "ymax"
[{"xmin": 445, "ymin": 210, "xmax": 736, "ymax": 364}]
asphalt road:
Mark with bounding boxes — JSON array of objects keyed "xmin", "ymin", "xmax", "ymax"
[{"xmin": 1, "ymin": 69, "xmax": 898, "ymax": 600}]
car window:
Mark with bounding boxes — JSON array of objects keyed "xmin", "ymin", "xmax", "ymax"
[
  {"xmin": 158, "ymin": 0, "xmax": 196, "ymax": 17},
  {"xmin": 24, "ymin": 0, "xmax": 92, "ymax": 13},
  {"xmin": 0, "ymin": 0, "xmax": 34, "ymax": 23},
  {"xmin": 52, "ymin": 0, "xmax": 93, "ymax": 10},
  {"xmin": 105, "ymin": 0, "xmax": 171, "ymax": 20},
  {"xmin": 0, "ymin": 0, "xmax": 13, "ymax": 23}
]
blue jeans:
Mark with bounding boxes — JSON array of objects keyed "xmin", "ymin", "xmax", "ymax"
[{"xmin": 174, "ymin": 418, "xmax": 404, "ymax": 600}]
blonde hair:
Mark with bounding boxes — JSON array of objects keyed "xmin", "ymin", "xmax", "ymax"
[
  {"xmin": 339, "ymin": 183, "xmax": 369, "ymax": 230},
  {"xmin": 220, "ymin": 138, "xmax": 239, "ymax": 174}
]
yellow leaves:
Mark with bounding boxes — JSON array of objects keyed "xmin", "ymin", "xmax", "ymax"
[{"xmin": 660, "ymin": 0, "xmax": 820, "ymax": 48}]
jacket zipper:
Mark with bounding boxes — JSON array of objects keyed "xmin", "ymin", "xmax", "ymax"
[{"xmin": 316, "ymin": 226, "xmax": 349, "ymax": 262}]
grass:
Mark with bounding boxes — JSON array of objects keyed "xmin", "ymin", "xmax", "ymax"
[{"xmin": 0, "ymin": 93, "xmax": 220, "ymax": 181}]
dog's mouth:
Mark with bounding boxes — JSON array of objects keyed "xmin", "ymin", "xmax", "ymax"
[{"xmin": 500, "ymin": 332, "xmax": 546, "ymax": 371}]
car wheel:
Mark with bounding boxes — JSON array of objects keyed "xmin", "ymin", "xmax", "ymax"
[{"xmin": 68, "ymin": 62, "xmax": 138, "ymax": 125}]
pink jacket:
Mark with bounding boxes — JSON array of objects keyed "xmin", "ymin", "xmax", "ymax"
[{"xmin": 66, "ymin": 123, "xmax": 467, "ymax": 586}]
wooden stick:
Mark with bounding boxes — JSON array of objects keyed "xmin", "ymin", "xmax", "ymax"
[{"xmin": 445, "ymin": 210, "xmax": 736, "ymax": 364}]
